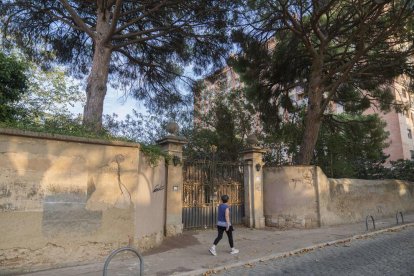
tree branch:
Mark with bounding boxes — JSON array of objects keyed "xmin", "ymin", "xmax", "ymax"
[
  {"xmin": 112, "ymin": 26, "xmax": 171, "ymax": 40},
  {"xmin": 113, "ymin": 48, "xmax": 157, "ymax": 67},
  {"xmin": 58, "ymin": 0, "xmax": 95, "ymax": 38},
  {"xmin": 278, "ymin": 1, "xmax": 317, "ymax": 57},
  {"xmin": 105, "ymin": 0, "xmax": 123, "ymax": 42},
  {"xmin": 115, "ymin": 0, "xmax": 169, "ymax": 34},
  {"xmin": 41, "ymin": 9, "xmax": 85, "ymax": 33},
  {"xmin": 111, "ymin": 29, "xmax": 177, "ymax": 49}
]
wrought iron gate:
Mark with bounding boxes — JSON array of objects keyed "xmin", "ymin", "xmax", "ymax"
[{"xmin": 182, "ymin": 160, "xmax": 244, "ymax": 230}]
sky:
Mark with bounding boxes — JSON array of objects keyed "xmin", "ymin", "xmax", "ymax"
[
  {"xmin": 69, "ymin": 86, "xmax": 145, "ymax": 119},
  {"xmin": 68, "ymin": 65, "xmax": 198, "ymax": 120},
  {"xmin": 103, "ymin": 89, "xmax": 144, "ymax": 118}
]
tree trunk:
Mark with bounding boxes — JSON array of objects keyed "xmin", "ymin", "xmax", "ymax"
[
  {"xmin": 297, "ymin": 99, "xmax": 323, "ymax": 164},
  {"xmin": 83, "ymin": 44, "xmax": 111, "ymax": 131},
  {"xmin": 297, "ymin": 58, "xmax": 324, "ymax": 165},
  {"xmin": 83, "ymin": 9, "xmax": 111, "ymax": 132}
]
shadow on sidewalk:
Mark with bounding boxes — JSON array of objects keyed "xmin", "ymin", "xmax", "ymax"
[{"xmin": 144, "ymin": 230, "xmax": 201, "ymax": 256}]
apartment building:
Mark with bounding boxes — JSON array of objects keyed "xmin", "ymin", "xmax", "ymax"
[{"xmin": 364, "ymin": 76, "xmax": 414, "ymax": 161}]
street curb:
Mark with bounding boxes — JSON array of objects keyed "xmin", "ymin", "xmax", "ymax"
[{"xmin": 177, "ymin": 222, "xmax": 414, "ymax": 276}]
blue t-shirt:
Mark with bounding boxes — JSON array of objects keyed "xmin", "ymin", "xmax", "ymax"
[{"xmin": 217, "ymin": 203, "xmax": 230, "ymax": 227}]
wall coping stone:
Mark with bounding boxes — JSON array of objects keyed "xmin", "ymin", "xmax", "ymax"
[
  {"xmin": 156, "ymin": 135, "xmax": 188, "ymax": 146},
  {"xmin": 240, "ymin": 146, "xmax": 266, "ymax": 155},
  {"xmin": 0, "ymin": 127, "xmax": 140, "ymax": 148}
]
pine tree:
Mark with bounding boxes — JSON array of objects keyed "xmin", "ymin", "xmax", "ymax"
[
  {"xmin": 1, "ymin": 0, "xmax": 234, "ymax": 131},
  {"xmin": 231, "ymin": 0, "xmax": 414, "ymax": 164}
]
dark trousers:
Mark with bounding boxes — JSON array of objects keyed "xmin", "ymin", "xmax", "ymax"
[{"xmin": 213, "ymin": 226, "xmax": 234, "ymax": 248}]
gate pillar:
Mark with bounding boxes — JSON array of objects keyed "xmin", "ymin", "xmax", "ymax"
[
  {"xmin": 241, "ymin": 136, "xmax": 266, "ymax": 228},
  {"xmin": 157, "ymin": 122, "xmax": 187, "ymax": 237}
]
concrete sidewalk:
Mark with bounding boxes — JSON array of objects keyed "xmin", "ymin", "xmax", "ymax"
[{"xmin": 20, "ymin": 213, "xmax": 414, "ymax": 276}]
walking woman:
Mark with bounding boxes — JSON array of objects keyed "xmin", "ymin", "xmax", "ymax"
[{"xmin": 209, "ymin": 194, "xmax": 239, "ymax": 256}]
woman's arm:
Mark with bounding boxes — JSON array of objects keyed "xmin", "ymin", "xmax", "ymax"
[{"xmin": 225, "ymin": 207, "xmax": 230, "ymax": 231}]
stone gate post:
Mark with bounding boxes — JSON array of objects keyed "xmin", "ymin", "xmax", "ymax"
[
  {"xmin": 157, "ymin": 122, "xmax": 187, "ymax": 237},
  {"xmin": 241, "ymin": 135, "xmax": 266, "ymax": 228}
]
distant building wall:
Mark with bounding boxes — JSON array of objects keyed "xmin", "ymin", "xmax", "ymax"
[
  {"xmin": 364, "ymin": 77, "xmax": 414, "ymax": 162},
  {"xmin": 0, "ymin": 128, "xmax": 166, "ymax": 273},
  {"xmin": 263, "ymin": 166, "xmax": 414, "ymax": 228}
]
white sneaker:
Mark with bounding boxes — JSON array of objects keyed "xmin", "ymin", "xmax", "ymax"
[
  {"xmin": 230, "ymin": 248, "xmax": 239, "ymax": 254},
  {"xmin": 209, "ymin": 247, "xmax": 217, "ymax": 256}
]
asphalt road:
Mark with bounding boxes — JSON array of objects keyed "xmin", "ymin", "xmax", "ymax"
[{"xmin": 216, "ymin": 226, "xmax": 414, "ymax": 276}]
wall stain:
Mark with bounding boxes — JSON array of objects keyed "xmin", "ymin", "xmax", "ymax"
[
  {"xmin": 114, "ymin": 155, "xmax": 132, "ymax": 204},
  {"xmin": 0, "ymin": 186, "xmax": 12, "ymax": 198}
]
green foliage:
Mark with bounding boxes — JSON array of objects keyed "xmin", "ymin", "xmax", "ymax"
[
  {"xmin": 356, "ymin": 159, "xmax": 414, "ymax": 182},
  {"xmin": 184, "ymin": 128, "xmax": 220, "ymax": 160},
  {"xmin": 232, "ymin": 0, "xmax": 414, "ymax": 164},
  {"xmin": 387, "ymin": 160, "xmax": 414, "ymax": 182},
  {"xmin": 1, "ymin": 0, "xmax": 236, "ymax": 130},
  {"xmin": 214, "ymin": 103, "xmax": 243, "ymax": 161},
  {"xmin": 314, "ymin": 114, "xmax": 390, "ymax": 178},
  {"xmin": 261, "ymin": 110, "xmax": 305, "ymax": 166},
  {"xmin": 21, "ymin": 64, "xmax": 85, "ymax": 117},
  {"xmin": 0, "ymin": 114, "xmax": 124, "ymax": 141},
  {"xmin": 0, "ymin": 36, "xmax": 85, "ymax": 126},
  {"xmin": 186, "ymin": 83, "xmax": 255, "ymax": 161},
  {"xmin": 140, "ymin": 144, "xmax": 171, "ymax": 167},
  {"xmin": 261, "ymin": 110, "xmax": 391, "ymax": 179},
  {"xmin": 103, "ymin": 111, "xmax": 166, "ymax": 145},
  {"xmin": 0, "ymin": 51, "xmax": 28, "ymax": 121}
]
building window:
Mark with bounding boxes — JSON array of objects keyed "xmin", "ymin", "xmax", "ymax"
[
  {"xmin": 411, "ymin": 150, "xmax": 414, "ymax": 160},
  {"xmin": 409, "ymin": 129, "xmax": 412, "ymax": 139}
]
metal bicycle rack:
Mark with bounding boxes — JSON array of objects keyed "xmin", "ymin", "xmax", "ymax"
[
  {"xmin": 365, "ymin": 215, "xmax": 376, "ymax": 231},
  {"xmin": 103, "ymin": 246, "xmax": 144, "ymax": 276},
  {"xmin": 396, "ymin": 211, "xmax": 404, "ymax": 225}
]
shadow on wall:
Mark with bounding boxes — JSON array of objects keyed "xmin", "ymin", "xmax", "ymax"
[
  {"xmin": 135, "ymin": 150, "xmax": 166, "ymax": 240},
  {"xmin": 43, "ymin": 193, "xmax": 102, "ymax": 236},
  {"xmin": 327, "ymin": 178, "xmax": 414, "ymax": 222},
  {"xmin": 0, "ymin": 130, "xmax": 157, "ymax": 272},
  {"xmin": 263, "ymin": 166, "xmax": 414, "ymax": 228},
  {"xmin": 263, "ymin": 166, "xmax": 320, "ymax": 228}
]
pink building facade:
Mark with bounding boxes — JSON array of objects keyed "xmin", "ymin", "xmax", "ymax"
[{"xmin": 364, "ymin": 76, "xmax": 414, "ymax": 162}]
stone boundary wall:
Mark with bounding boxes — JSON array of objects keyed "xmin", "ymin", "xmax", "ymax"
[
  {"xmin": 263, "ymin": 166, "xmax": 320, "ymax": 228},
  {"xmin": 323, "ymin": 178, "xmax": 414, "ymax": 225},
  {"xmin": 263, "ymin": 166, "xmax": 414, "ymax": 228},
  {"xmin": 0, "ymin": 128, "xmax": 166, "ymax": 273}
]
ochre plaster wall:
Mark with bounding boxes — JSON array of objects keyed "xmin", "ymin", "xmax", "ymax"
[
  {"xmin": 0, "ymin": 129, "xmax": 166, "ymax": 273},
  {"xmin": 263, "ymin": 166, "xmax": 319, "ymax": 228},
  {"xmin": 326, "ymin": 178, "xmax": 414, "ymax": 224},
  {"xmin": 263, "ymin": 166, "xmax": 414, "ymax": 228}
]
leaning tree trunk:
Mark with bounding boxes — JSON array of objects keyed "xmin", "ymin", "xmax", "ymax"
[
  {"xmin": 297, "ymin": 59, "xmax": 324, "ymax": 165},
  {"xmin": 83, "ymin": 43, "xmax": 111, "ymax": 132},
  {"xmin": 83, "ymin": 8, "xmax": 112, "ymax": 132}
]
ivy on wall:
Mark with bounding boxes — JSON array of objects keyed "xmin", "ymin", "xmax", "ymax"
[{"xmin": 140, "ymin": 144, "xmax": 172, "ymax": 167}]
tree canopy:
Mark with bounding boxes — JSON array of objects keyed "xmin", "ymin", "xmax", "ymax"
[
  {"xmin": 1, "ymin": 0, "xmax": 234, "ymax": 131},
  {"xmin": 0, "ymin": 51, "xmax": 28, "ymax": 121},
  {"xmin": 231, "ymin": 0, "xmax": 414, "ymax": 164}
]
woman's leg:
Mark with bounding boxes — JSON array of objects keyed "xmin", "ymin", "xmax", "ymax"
[
  {"xmin": 214, "ymin": 226, "xmax": 225, "ymax": 245},
  {"xmin": 225, "ymin": 228, "xmax": 234, "ymax": 248}
]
